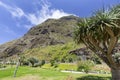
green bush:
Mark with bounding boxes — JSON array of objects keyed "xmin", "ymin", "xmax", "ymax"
[
  {"xmin": 34, "ymin": 62, "xmax": 41, "ymax": 67},
  {"xmin": 0, "ymin": 64, "xmax": 2, "ymax": 68},
  {"xmin": 0, "ymin": 64, "xmax": 6, "ymax": 68},
  {"xmin": 91, "ymin": 54, "xmax": 102, "ymax": 64},
  {"xmin": 22, "ymin": 61, "xmax": 29, "ymax": 66},
  {"xmin": 27, "ymin": 57, "xmax": 39, "ymax": 67},
  {"xmin": 50, "ymin": 60, "xmax": 55, "ymax": 66},
  {"xmin": 113, "ymin": 53, "xmax": 120, "ymax": 63},
  {"xmin": 50, "ymin": 60, "xmax": 59, "ymax": 68},
  {"xmin": 34, "ymin": 60, "xmax": 46, "ymax": 67},
  {"xmin": 77, "ymin": 60, "xmax": 95, "ymax": 73},
  {"xmin": 54, "ymin": 62, "xmax": 59, "ymax": 68},
  {"xmin": 41, "ymin": 60, "xmax": 45, "ymax": 66}
]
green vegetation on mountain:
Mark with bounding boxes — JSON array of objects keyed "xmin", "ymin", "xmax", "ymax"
[
  {"xmin": 0, "ymin": 15, "xmax": 80, "ymax": 58},
  {"xmin": 23, "ymin": 42, "xmax": 84, "ymax": 63}
]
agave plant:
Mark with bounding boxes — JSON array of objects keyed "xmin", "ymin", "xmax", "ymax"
[{"xmin": 74, "ymin": 4, "xmax": 120, "ymax": 80}]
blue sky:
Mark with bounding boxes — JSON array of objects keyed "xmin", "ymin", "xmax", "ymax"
[{"xmin": 0, "ymin": 0, "xmax": 120, "ymax": 44}]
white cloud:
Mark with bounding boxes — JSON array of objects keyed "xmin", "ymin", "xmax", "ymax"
[
  {"xmin": 0, "ymin": 1, "xmax": 25, "ymax": 18},
  {"xmin": 25, "ymin": 9, "xmax": 70, "ymax": 25},
  {"xmin": 25, "ymin": 0, "xmax": 71, "ymax": 25},
  {"xmin": 10, "ymin": 7, "xmax": 25, "ymax": 18},
  {"xmin": 0, "ymin": 0, "xmax": 73, "ymax": 29}
]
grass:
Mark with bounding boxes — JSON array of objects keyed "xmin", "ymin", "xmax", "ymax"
[
  {"xmin": 59, "ymin": 63, "xmax": 77, "ymax": 71},
  {"xmin": 42, "ymin": 63, "xmax": 77, "ymax": 71},
  {"xmin": 0, "ymin": 66, "xmax": 111, "ymax": 80}
]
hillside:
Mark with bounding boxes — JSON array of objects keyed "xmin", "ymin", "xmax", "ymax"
[{"xmin": 0, "ymin": 15, "xmax": 80, "ymax": 58}]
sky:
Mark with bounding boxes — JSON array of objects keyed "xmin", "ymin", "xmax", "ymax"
[{"xmin": 0, "ymin": 0, "xmax": 120, "ymax": 44}]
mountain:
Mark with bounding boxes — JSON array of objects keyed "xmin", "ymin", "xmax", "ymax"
[{"xmin": 0, "ymin": 15, "xmax": 80, "ymax": 58}]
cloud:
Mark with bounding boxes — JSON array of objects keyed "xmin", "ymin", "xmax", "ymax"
[
  {"xmin": 25, "ymin": 0, "xmax": 71, "ymax": 25},
  {"xmin": 0, "ymin": 0, "xmax": 73, "ymax": 29},
  {"xmin": 0, "ymin": 1, "xmax": 25, "ymax": 18},
  {"xmin": 26, "ymin": 9, "xmax": 70, "ymax": 25}
]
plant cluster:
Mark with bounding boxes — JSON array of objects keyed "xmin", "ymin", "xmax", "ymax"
[{"xmin": 77, "ymin": 60, "xmax": 95, "ymax": 73}]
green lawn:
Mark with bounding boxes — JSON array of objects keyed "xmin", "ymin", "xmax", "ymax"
[{"xmin": 0, "ymin": 66, "xmax": 111, "ymax": 80}]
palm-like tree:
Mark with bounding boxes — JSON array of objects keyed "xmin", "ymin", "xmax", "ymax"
[{"xmin": 74, "ymin": 5, "xmax": 120, "ymax": 80}]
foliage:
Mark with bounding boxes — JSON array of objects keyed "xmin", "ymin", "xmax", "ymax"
[
  {"xmin": 34, "ymin": 62, "xmax": 42, "ymax": 67},
  {"xmin": 22, "ymin": 61, "xmax": 29, "ymax": 66},
  {"xmin": 0, "ymin": 63, "xmax": 6, "ymax": 68},
  {"xmin": 50, "ymin": 60, "xmax": 55, "ymax": 66},
  {"xmin": 0, "ymin": 64, "xmax": 3, "ymax": 68},
  {"xmin": 27, "ymin": 57, "xmax": 39, "ymax": 67},
  {"xmin": 34, "ymin": 60, "xmax": 46, "ymax": 67},
  {"xmin": 19, "ymin": 56, "xmax": 26, "ymax": 66},
  {"xmin": 74, "ymin": 4, "xmax": 120, "ymax": 70},
  {"xmin": 91, "ymin": 54, "xmax": 102, "ymax": 64},
  {"xmin": 40, "ymin": 60, "xmax": 45, "ymax": 66},
  {"xmin": 77, "ymin": 60, "xmax": 95, "ymax": 73},
  {"xmin": 24, "ymin": 42, "xmax": 80, "ymax": 63},
  {"xmin": 50, "ymin": 60, "xmax": 59, "ymax": 68},
  {"xmin": 113, "ymin": 53, "xmax": 120, "ymax": 63}
]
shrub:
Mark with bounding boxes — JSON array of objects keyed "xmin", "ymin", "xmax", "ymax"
[
  {"xmin": 34, "ymin": 60, "xmax": 46, "ymax": 67},
  {"xmin": 113, "ymin": 53, "xmax": 120, "ymax": 63},
  {"xmin": 50, "ymin": 60, "xmax": 59, "ymax": 68},
  {"xmin": 27, "ymin": 57, "xmax": 39, "ymax": 67},
  {"xmin": 50, "ymin": 60, "xmax": 55, "ymax": 66},
  {"xmin": 0, "ymin": 64, "xmax": 6, "ymax": 68},
  {"xmin": 34, "ymin": 62, "xmax": 41, "ymax": 67},
  {"xmin": 22, "ymin": 61, "xmax": 29, "ymax": 66},
  {"xmin": 77, "ymin": 60, "xmax": 95, "ymax": 73},
  {"xmin": 41, "ymin": 60, "xmax": 45, "ymax": 66},
  {"xmin": 0, "ymin": 64, "xmax": 2, "ymax": 68},
  {"xmin": 54, "ymin": 62, "xmax": 59, "ymax": 68},
  {"xmin": 91, "ymin": 54, "xmax": 102, "ymax": 64}
]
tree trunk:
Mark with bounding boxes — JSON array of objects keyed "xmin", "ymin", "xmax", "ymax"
[
  {"xmin": 13, "ymin": 62, "xmax": 19, "ymax": 77},
  {"xmin": 111, "ymin": 69, "xmax": 120, "ymax": 80}
]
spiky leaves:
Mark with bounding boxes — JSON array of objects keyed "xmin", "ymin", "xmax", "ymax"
[{"xmin": 74, "ymin": 5, "xmax": 120, "ymax": 69}]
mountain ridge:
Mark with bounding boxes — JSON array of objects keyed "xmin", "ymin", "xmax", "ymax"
[{"xmin": 0, "ymin": 15, "xmax": 80, "ymax": 58}]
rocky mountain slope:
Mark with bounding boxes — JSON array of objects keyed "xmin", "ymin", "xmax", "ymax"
[{"xmin": 0, "ymin": 15, "xmax": 80, "ymax": 58}]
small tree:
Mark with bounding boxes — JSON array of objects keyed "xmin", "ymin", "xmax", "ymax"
[{"xmin": 74, "ymin": 5, "xmax": 120, "ymax": 80}]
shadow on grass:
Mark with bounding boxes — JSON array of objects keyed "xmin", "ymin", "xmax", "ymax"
[{"xmin": 76, "ymin": 75, "xmax": 111, "ymax": 80}]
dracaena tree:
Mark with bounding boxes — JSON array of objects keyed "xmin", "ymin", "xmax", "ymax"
[{"xmin": 74, "ymin": 5, "xmax": 120, "ymax": 80}]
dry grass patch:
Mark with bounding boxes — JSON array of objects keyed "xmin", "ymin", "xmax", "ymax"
[{"xmin": 92, "ymin": 64, "xmax": 110, "ymax": 73}]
